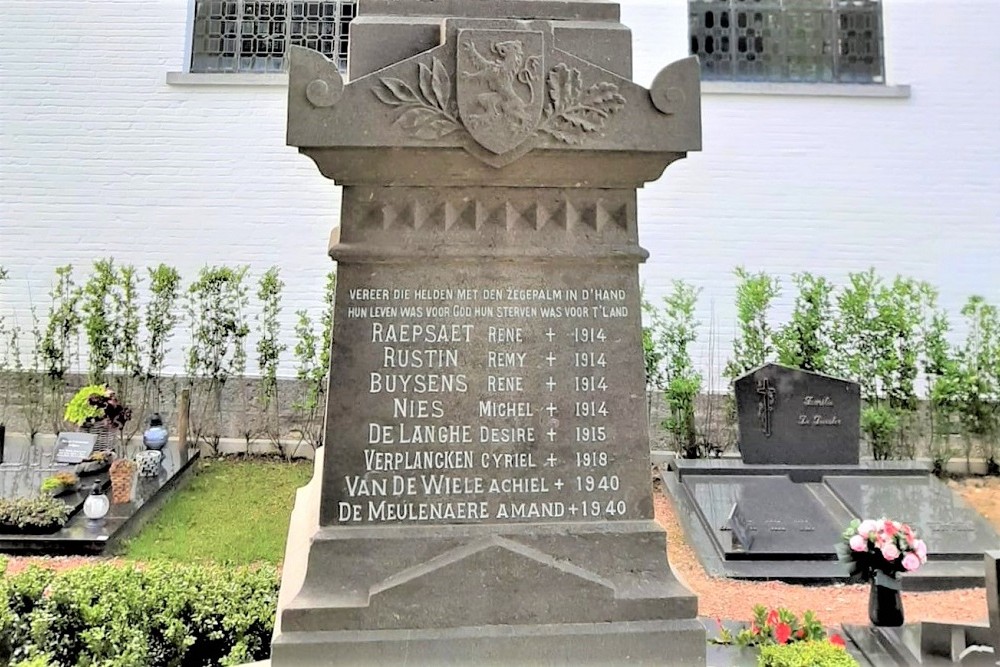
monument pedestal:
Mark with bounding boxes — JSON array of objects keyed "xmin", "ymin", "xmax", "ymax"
[
  {"xmin": 274, "ymin": 452, "xmax": 702, "ymax": 665},
  {"xmin": 274, "ymin": 0, "xmax": 704, "ymax": 663}
]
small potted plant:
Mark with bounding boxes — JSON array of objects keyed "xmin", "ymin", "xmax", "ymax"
[
  {"xmin": 76, "ymin": 450, "xmax": 114, "ymax": 476},
  {"xmin": 64, "ymin": 384, "xmax": 132, "ymax": 453},
  {"xmin": 40, "ymin": 471, "xmax": 80, "ymax": 496},
  {"xmin": 0, "ymin": 496, "xmax": 72, "ymax": 534},
  {"xmin": 838, "ymin": 517, "xmax": 927, "ymax": 627}
]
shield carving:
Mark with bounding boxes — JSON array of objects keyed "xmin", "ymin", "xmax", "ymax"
[{"xmin": 457, "ymin": 29, "xmax": 545, "ymax": 155}]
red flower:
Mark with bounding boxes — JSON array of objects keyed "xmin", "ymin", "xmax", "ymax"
[
  {"xmin": 796, "ymin": 628, "xmax": 806, "ymax": 639},
  {"xmin": 750, "ymin": 622, "xmax": 760, "ymax": 635},
  {"xmin": 775, "ymin": 622, "xmax": 792, "ymax": 644},
  {"xmin": 766, "ymin": 609, "xmax": 780, "ymax": 626},
  {"xmin": 830, "ymin": 634, "xmax": 846, "ymax": 648},
  {"xmin": 716, "ymin": 617, "xmax": 723, "ymax": 629}
]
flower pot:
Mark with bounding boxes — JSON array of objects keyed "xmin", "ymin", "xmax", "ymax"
[
  {"xmin": 84, "ymin": 422, "xmax": 116, "ymax": 453},
  {"xmin": 869, "ymin": 572, "xmax": 904, "ymax": 627},
  {"xmin": 109, "ymin": 459, "xmax": 136, "ymax": 504}
]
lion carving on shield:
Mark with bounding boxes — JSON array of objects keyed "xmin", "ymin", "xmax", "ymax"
[{"xmin": 459, "ymin": 39, "xmax": 541, "ymax": 133}]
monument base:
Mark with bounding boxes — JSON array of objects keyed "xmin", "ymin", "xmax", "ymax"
[{"xmin": 272, "ymin": 449, "xmax": 705, "ymax": 666}]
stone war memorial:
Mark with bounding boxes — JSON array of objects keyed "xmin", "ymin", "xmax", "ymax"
[
  {"xmin": 271, "ymin": 0, "xmax": 704, "ymax": 664},
  {"xmin": 670, "ymin": 363, "xmax": 1000, "ymax": 589}
]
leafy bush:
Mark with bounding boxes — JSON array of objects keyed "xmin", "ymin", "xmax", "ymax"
[
  {"xmin": 714, "ymin": 605, "xmax": 829, "ymax": 647},
  {"xmin": 0, "ymin": 497, "xmax": 71, "ymax": 533},
  {"xmin": 758, "ymin": 640, "xmax": 858, "ymax": 667},
  {"xmin": 1, "ymin": 562, "xmax": 278, "ymax": 666}
]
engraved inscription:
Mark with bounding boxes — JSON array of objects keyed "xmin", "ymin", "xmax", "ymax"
[
  {"xmin": 797, "ymin": 395, "xmax": 842, "ymax": 427},
  {"xmin": 333, "ymin": 280, "xmax": 636, "ymax": 525}
]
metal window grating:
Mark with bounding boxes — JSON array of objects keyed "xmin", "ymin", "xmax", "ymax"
[
  {"xmin": 191, "ymin": 0, "xmax": 356, "ymax": 73},
  {"xmin": 689, "ymin": 0, "xmax": 883, "ymax": 83}
]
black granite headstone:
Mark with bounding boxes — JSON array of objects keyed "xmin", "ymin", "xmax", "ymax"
[
  {"xmin": 734, "ymin": 363, "xmax": 860, "ymax": 465},
  {"xmin": 53, "ymin": 432, "xmax": 97, "ymax": 464}
]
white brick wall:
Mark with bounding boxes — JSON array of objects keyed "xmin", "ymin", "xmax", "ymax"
[{"xmin": 1, "ymin": 0, "xmax": 998, "ymax": 382}]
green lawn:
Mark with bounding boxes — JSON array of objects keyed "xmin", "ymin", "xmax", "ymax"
[{"xmin": 123, "ymin": 457, "xmax": 313, "ymax": 565}]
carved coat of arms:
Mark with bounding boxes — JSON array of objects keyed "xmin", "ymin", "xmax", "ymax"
[
  {"xmin": 372, "ymin": 28, "xmax": 627, "ymax": 164},
  {"xmin": 456, "ymin": 30, "xmax": 544, "ymax": 155}
]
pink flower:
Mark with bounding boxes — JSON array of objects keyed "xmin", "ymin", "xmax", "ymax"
[
  {"xmin": 902, "ymin": 553, "xmax": 921, "ymax": 571},
  {"xmin": 881, "ymin": 543, "xmax": 900, "ymax": 561},
  {"xmin": 766, "ymin": 609, "xmax": 780, "ymax": 627},
  {"xmin": 849, "ymin": 534, "xmax": 867, "ymax": 552},
  {"xmin": 857, "ymin": 519, "xmax": 877, "ymax": 536},
  {"xmin": 915, "ymin": 539, "xmax": 928, "ymax": 563}
]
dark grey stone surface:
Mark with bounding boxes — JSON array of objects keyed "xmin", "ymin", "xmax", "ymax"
[
  {"xmin": 274, "ymin": 0, "xmax": 704, "ymax": 663},
  {"xmin": 734, "ymin": 363, "xmax": 860, "ymax": 465},
  {"xmin": 825, "ymin": 476, "xmax": 1000, "ymax": 558},
  {"xmin": 681, "ymin": 475, "xmax": 841, "ymax": 559}
]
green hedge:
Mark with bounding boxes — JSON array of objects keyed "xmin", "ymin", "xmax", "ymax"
[
  {"xmin": 0, "ymin": 561, "xmax": 279, "ymax": 666},
  {"xmin": 758, "ymin": 641, "xmax": 860, "ymax": 667}
]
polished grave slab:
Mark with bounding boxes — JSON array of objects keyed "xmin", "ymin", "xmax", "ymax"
[
  {"xmin": 667, "ymin": 461, "xmax": 1000, "ymax": 589},
  {"xmin": 0, "ymin": 440, "xmax": 199, "ymax": 554}
]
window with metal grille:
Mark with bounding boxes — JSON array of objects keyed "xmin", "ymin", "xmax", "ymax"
[
  {"xmin": 190, "ymin": 0, "xmax": 356, "ymax": 73},
  {"xmin": 689, "ymin": 0, "xmax": 884, "ymax": 83}
]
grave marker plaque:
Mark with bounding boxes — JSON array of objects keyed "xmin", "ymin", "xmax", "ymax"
[
  {"xmin": 272, "ymin": 1, "xmax": 704, "ymax": 663},
  {"xmin": 53, "ymin": 432, "xmax": 97, "ymax": 465},
  {"xmin": 735, "ymin": 363, "xmax": 861, "ymax": 465}
]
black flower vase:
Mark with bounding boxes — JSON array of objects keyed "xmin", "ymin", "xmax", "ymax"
[{"xmin": 869, "ymin": 571, "xmax": 904, "ymax": 627}]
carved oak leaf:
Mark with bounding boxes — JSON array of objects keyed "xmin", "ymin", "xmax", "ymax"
[{"xmin": 541, "ymin": 63, "xmax": 626, "ymax": 144}]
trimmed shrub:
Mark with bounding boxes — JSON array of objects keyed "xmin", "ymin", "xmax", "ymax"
[
  {"xmin": 758, "ymin": 640, "xmax": 859, "ymax": 667},
  {"xmin": 1, "ymin": 562, "xmax": 278, "ymax": 666}
]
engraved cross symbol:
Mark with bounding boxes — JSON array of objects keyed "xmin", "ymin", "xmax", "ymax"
[
  {"xmin": 545, "ymin": 403, "xmax": 558, "ymax": 416},
  {"xmin": 756, "ymin": 378, "xmax": 776, "ymax": 437},
  {"xmin": 546, "ymin": 377, "xmax": 557, "ymax": 391},
  {"xmin": 546, "ymin": 428, "xmax": 557, "ymax": 441},
  {"xmin": 545, "ymin": 453, "xmax": 558, "ymax": 466},
  {"xmin": 546, "ymin": 352, "xmax": 556, "ymax": 366},
  {"xmin": 545, "ymin": 328, "xmax": 555, "ymax": 341}
]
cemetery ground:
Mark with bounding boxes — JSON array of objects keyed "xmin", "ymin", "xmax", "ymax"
[{"xmin": 1, "ymin": 458, "xmax": 996, "ymax": 625}]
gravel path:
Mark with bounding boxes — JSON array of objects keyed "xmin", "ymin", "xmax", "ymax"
[{"xmin": 655, "ymin": 489, "xmax": 989, "ymax": 627}]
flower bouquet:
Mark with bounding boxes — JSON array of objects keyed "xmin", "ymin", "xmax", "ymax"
[
  {"xmin": 838, "ymin": 517, "xmax": 927, "ymax": 626},
  {"xmin": 838, "ymin": 517, "xmax": 927, "ymax": 581}
]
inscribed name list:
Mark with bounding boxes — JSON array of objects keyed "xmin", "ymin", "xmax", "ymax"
[{"xmin": 324, "ymin": 264, "xmax": 652, "ymax": 526}]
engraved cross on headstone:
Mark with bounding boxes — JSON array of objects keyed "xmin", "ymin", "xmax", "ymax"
[{"xmin": 756, "ymin": 378, "xmax": 776, "ymax": 437}]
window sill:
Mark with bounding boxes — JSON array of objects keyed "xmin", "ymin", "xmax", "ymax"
[
  {"xmin": 701, "ymin": 81, "xmax": 911, "ymax": 98},
  {"xmin": 166, "ymin": 72, "xmax": 289, "ymax": 86}
]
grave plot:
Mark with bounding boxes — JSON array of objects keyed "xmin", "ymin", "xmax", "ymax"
[
  {"xmin": 0, "ymin": 439, "xmax": 199, "ymax": 554},
  {"xmin": 668, "ymin": 363, "xmax": 1000, "ymax": 590}
]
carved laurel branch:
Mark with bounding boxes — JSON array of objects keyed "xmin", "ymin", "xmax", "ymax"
[
  {"xmin": 374, "ymin": 59, "xmax": 626, "ymax": 146},
  {"xmin": 539, "ymin": 64, "xmax": 627, "ymax": 145},
  {"xmin": 373, "ymin": 58, "xmax": 462, "ymax": 141}
]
